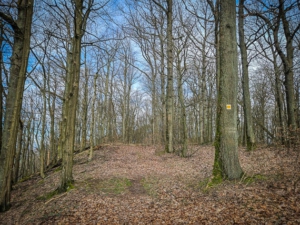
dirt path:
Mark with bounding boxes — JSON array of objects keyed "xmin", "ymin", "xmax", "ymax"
[{"xmin": 0, "ymin": 145, "xmax": 299, "ymax": 224}]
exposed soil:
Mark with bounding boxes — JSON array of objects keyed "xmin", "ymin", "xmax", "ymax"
[{"xmin": 0, "ymin": 144, "xmax": 299, "ymax": 224}]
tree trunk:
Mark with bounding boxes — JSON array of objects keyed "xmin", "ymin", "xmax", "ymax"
[
  {"xmin": 272, "ymin": 52, "xmax": 286, "ymax": 144},
  {"xmin": 47, "ymin": 79, "xmax": 57, "ymax": 165},
  {"xmin": 238, "ymin": 0, "xmax": 255, "ymax": 151},
  {"xmin": 104, "ymin": 63, "xmax": 110, "ymax": 142},
  {"xmin": 122, "ymin": 62, "xmax": 128, "ymax": 143},
  {"xmin": 0, "ymin": 22, "xmax": 3, "ymax": 153},
  {"xmin": 280, "ymin": 0, "xmax": 296, "ymax": 132},
  {"xmin": 88, "ymin": 73, "xmax": 98, "ymax": 161},
  {"xmin": 177, "ymin": 69, "xmax": 188, "ymax": 157},
  {"xmin": 0, "ymin": 0, "xmax": 34, "ymax": 212},
  {"xmin": 20, "ymin": 124, "xmax": 29, "ymax": 181},
  {"xmin": 207, "ymin": 0, "xmax": 220, "ymax": 93},
  {"xmin": 213, "ymin": 0, "xmax": 243, "ymax": 180},
  {"xmin": 176, "ymin": 47, "xmax": 188, "ymax": 156},
  {"xmin": 58, "ymin": 0, "xmax": 89, "ymax": 193},
  {"xmin": 40, "ymin": 87, "xmax": 47, "ymax": 179},
  {"xmin": 151, "ymin": 81, "xmax": 157, "ymax": 145},
  {"xmin": 165, "ymin": 0, "xmax": 174, "ymax": 153},
  {"xmin": 80, "ymin": 57, "xmax": 89, "ymax": 152},
  {"xmin": 13, "ymin": 121, "xmax": 23, "ymax": 184},
  {"xmin": 159, "ymin": 33, "xmax": 166, "ymax": 145},
  {"xmin": 273, "ymin": 0, "xmax": 298, "ymax": 136}
]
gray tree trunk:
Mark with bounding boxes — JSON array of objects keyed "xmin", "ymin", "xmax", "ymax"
[
  {"xmin": 207, "ymin": 0, "xmax": 220, "ymax": 92},
  {"xmin": 238, "ymin": 0, "xmax": 256, "ymax": 151},
  {"xmin": 40, "ymin": 85, "xmax": 47, "ymax": 179},
  {"xmin": 13, "ymin": 121, "xmax": 24, "ymax": 184},
  {"xmin": 176, "ymin": 46, "xmax": 188, "ymax": 157},
  {"xmin": 213, "ymin": 0, "xmax": 243, "ymax": 180},
  {"xmin": 277, "ymin": 0, "xmax": 297, "ymax": 132},
  {"xmin": 80, "ymin": 57, "xmax": 89, "ymax": 152},
  {"xmin": 88, "ymin": 73, "xmax": 98, "ymax": 161},
  {"xmin": 58, "ymin": 0, "xmax": 91, "ymax": 192},
  {"xmin": 0, "ymin": 0, "xmax": 34, "ymax": 212},
  {"xmin": 165, "ymin": 0, "xmax": 174, "ymax": 153},
  {"xmin": 160, "ymin": 34, "xmax": 166, "ymax": 145},
  {"xmin": 0, "ymin": 22, "xmax": 3, "ymax": 153}
]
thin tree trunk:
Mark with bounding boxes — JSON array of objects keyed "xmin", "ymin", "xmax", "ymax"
[
  {"xmin": 159, "ymin": 33, "xmax": 166, "ymax": 145},
  {"xmin": 13, "ymin": 121, "xmax": 23, "ymax": 184},
  {"xmin": 122, "ymin": 63, "xmax": 128, "ymax": 143},
  {"xmin": 47, "ymin": 80, "xmax": 57, "ymax": 165},
  {"xmin": 20, "ymin": 125, "xmax": 28, "ymax": 181},
  {"xmin": 200, "ymin": 43, "xmax": 208, "ymax": 143},
  {"xmin": 88, "ymin": 73, "xmax": 98, "ymax": 161},
  {"xmin": 238, "ymin": 0, "xmax": 255, "ymax": 151},
  {"xmin": 151, "ymin": 82, "xmax": 157, "ymax": 145},
  {"xmin": 103, "ymin": 64, "xmax": 110, "ymax": 142},
  {"xmin": 274, "ymin": 59, "xmax": 286, "ymax": 144},
  {"xmin": 165, "ymin": 0, "xmax": 174, "ymax": 153},
  {"xmin": 177, "ymin": 66, "xmax": 187, "ymax": 157},
  {"xmin": 40, "ymin": 87, "xmax": 47, "ymax": 179},
  {"xmin": 207, "ymin": 0, "xmax": 220, "ymax": 93},
  {"xmin": 80, "ymin": 57, "xmax": 89, "ymax": 152}
]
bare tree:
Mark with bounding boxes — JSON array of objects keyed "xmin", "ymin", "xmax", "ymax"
[
  {"xmin": 57, "ymin": 0, "xmax": 95, "ymax": 193},
  {"xmin": 246, "ymin": 0, "xmax": 300, "ymax": 141},
  {"xmin": 238, "ymin": 0, "xmax": 256, "ymax": 151},
  {"xmin": 213, "ymin": 0, "xmax": 243, "ymax": 180},
  {"xmin": 152, "ymin": 0, "xmax": 174, "ymax": 153},
  {"xmin": 0, "ymin": 0, "xmax": 34, "ymax": 211}
]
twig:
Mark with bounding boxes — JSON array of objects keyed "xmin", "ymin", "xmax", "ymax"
[{"xmin": 45, "ymin": 190, "xmax": 73, "ymax": 205}]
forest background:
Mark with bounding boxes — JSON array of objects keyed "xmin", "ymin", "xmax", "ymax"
[{"xmin": 0, "ymin": 0, "xmax": 299, "ymax": 222}]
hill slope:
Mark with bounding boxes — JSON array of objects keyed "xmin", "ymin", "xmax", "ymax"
[{"xmin": 0, "ymin": 145, "xmax": 299, "ymax": 224}]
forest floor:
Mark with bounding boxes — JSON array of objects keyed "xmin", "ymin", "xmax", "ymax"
[{"xmin": 0, "ymin": 144, "xmax": 300, "ymax": 224}]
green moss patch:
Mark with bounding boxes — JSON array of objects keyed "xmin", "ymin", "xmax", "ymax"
[
  {"xmin": 54, "ymin": 167, "xmax": 62, "ymax": 172},
  {"xmin": 141, "ymin": 177, "xmax": 159, "ymax": 198},
  {"xmin": 36, "ymin": 189, "xmax": 60, "ymax": 201},
  {"xmin": 18, "ymin": 176, "xmax": 31, "ymax": 183},
  {"xmin": 37, "ymin": 182, "xmax": 75, "ymax": 201},
  {"xmin": 155, "ymin": 149, "xmax": 166, "ymax": 156},
  {"xmin": 241, "ymin": 174, "xmax": 267, "ymax": 185}
]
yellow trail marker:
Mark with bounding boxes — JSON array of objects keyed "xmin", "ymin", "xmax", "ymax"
[{"xmin": 226, "ymin": 104, "xmax": 231, "ymax": 110}]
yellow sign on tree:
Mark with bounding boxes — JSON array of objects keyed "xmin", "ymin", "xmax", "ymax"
[{"xmin": 226, "ymin": 104, "xmax": 231, "ymax": 110}]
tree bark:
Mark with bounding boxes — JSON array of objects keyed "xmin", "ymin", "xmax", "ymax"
[
  {"xmin": 207, "ymin": 0, "xmax": 220, "ymax": 93},
  {"xmin": 176, "ymin": 47, "xmax": 188, "ymax": 157},
  {"xmin": 0, "ymin": 0, "xmax": 34, "ymax": 212},
  {"xmin": 13, "ymin": 121, "xmax": 23, "ymax": 184},
  {"xmin": 213, "ymin": 0, "xmax": 243, "ymax": 180},
  {"xmin": 40, "ymin": 86, "xmax": 47, "ymax": 179},
  {"xmin": 80, "ymin": 55, "xmax": 89, "ymax": 152},
  {"xmin": 88, "ymin": 73, "xmax": 98, "ymax": 161},
  {"xmin": 159, "ymin": 32, "xmax": 167, "ymax": 145},
  {"xmin": 47, "ymin": 76, "xmax": 57, "ymax": 165},
  {"xmin": 165, "ymin": 0, "xmax": 174, "ymax": 153},
  {"xmin": 238, "ymin": 0, "xmax": 256, "ymax": 151},
  {"xmin": 58, "ymin": 0, "xmax": 91, "ymax": 193},
  {"xmin": 0, "ymin": 22, "xmax": 3, "ymax": 154},
  {"xmin": 277, "ymin": 0, "xmax": 297, "ymax": 132}
]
